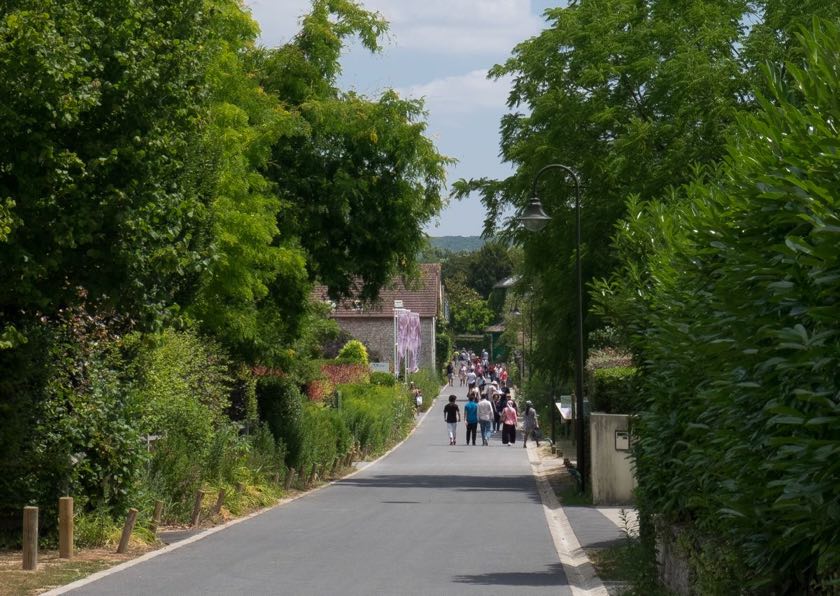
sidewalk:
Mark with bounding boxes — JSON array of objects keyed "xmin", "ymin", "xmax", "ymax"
[{"xmin": 528, "ymin": 443, "xmax": 638, "ymax": 595}]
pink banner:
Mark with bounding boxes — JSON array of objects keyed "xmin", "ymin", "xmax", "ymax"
[{"xmin": 396, "ymin": 310, "xmax": 422, "ymax": 373}]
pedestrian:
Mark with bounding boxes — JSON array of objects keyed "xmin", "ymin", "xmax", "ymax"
[
  {"xmin": 522, "ymin": 400, "xmax": 540, "ymax": 447},
  {"xmin": 499, "ymin": 366, "xmax": 508, "ymax": 388},
  {"xmin": 477, "ymin": 393, "xmax": 494, "ymax": 446},
  {"xmin": 493, "ymin": 392, "xmax": 504, "ymax": 432},
  {"xmin": 466, "ymin": 368, "xmax": 477, "ymax": 391},
  {"xmin": 446, "ymin": 361, "xmax": 454, "ymax": 386},
  {"xmin": 501, "ymin": 399, "xmax": 518, "ymax": 445},
  {"xmin": 464, "ymin": 393, "xmax": 479, "ymax": 446},
  {"xmin": 444, "ymin": 394, "xmax": 460, "ymax": 445},
  {"xmin": 459, "ymin": 362, "xmax": 467, "ymax": 386}
]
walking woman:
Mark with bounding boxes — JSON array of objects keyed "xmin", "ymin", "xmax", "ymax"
[
  {"xmin": 501, "ymin": 399, "xmax": 518, "ymax": 445},
  {"xmin": 522, "ymin": 400, "xmax": 540, "ymax": 447},
  {"xmin": 444, "ymin": 394, "xmax": 460, "ymax": 445}
]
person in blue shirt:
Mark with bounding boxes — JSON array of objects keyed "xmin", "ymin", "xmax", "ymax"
[{"xmin": 464, "ymin": 391, "xmax": 479, "ymax": 446}]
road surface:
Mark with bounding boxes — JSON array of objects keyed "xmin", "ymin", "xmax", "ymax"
[{"xmin": 70, "ymin": 382, "xmax": 570, "ymax": 595}]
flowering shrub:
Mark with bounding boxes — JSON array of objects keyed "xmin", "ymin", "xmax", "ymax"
[{"xmin": 305, "ymin": 362, "xmax": 369, "ymax": 401}]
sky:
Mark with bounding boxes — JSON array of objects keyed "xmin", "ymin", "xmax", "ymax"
[{"xmin": 245, "ymin": 0, "xmax": 559, "ymax": 237}]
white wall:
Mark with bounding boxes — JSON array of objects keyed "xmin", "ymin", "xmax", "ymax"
[{"xmin": 590, "ymin": 413, "xmax": 636, "ymax": 505}]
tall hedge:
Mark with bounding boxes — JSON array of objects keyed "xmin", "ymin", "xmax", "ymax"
[{"xmin": 596, "ymin": 20, "xmax": 840, "ymax": 591}]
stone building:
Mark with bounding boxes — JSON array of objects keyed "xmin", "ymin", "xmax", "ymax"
[{"xmin": 312, "ymin": 263, "xmax": 443, "ymax": 372}]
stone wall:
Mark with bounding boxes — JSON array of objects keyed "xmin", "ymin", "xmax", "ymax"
[{"xmin": 335, "ymin": 316, "xmax": 436, "ymax": 372}]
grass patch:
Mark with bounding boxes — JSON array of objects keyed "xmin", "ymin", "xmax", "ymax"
[{"xmin": 0, "ymin": 548, "xmax": 153, "ymax": 596}]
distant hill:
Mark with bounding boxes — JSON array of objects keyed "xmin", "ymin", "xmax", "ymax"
[{"xmin": 429, "ymin": 236, "xmax": 484, "ymax": 253}]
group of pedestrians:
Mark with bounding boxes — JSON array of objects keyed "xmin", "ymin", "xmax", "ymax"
[
  {"xmin": 443, "ymin": 393, "xmax": 540, "ymax": 447},
  {"xmin": 447, "ymin": 349, "xmax": 509, "ymax": 391},
  {"xmin": 442, "ymin": 349, "xmax": 541, "ymax": 447}
]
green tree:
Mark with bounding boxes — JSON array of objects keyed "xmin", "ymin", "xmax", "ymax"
[
  {"xmin": 256, "ymin": 0, "xmax": 451, "ymax": 303},
  {"xmin": 453, "ymin": 0, "xmax": 840, "ymax": 379},
  {"xmin": 594, "ymin": 19, "xmax": 840, "ymax": 591},
  {"xmin": 188, "ymin": 1, "xmax": 310, "ymax": 364},
  {"xmin": 0, "ymin": 0, "xmax": 217, "ymax": 330},
  {"xmin": 445, "ymin": 273, "xmax": 493, "ymax": 335}
]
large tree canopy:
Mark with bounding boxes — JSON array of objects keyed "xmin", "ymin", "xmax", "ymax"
[
  {"xmin": 455, "ymin": 0, "xmax": 840, "ymax": 377},
  {"xmin": 256, "ymin": 0, "xmax": 451, "ymax": 303},
  {"xmin": 0, "ymin": 0, "xmax": 216, "ymax": 330}
]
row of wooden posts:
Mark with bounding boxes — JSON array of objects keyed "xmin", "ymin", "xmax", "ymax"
[{"xmin": 21, "ymin": 446, "xmax": 364, "ymax": 570}]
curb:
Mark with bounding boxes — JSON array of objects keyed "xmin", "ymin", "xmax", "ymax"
[
  {"xmin": 45, "ymin": 388, "xmax": 441, "ymax": 596},
  {"xmin": 526, "ymin": 445, "xmax": 609, "ymax": 596}
]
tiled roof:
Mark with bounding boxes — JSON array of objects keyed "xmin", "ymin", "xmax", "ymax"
[{"xmin": 311, "ymin": 263, "xmax": 442, "ymax": 318}]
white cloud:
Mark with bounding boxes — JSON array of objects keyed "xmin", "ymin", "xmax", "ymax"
[
  {"xmin": 247, "ymin": 0, "xmax": 540, "ymax": 55},
  {"xmin": 364, "ymin": 0, "xmax": 540, "ymax": 54},
  {"xmin": 400, "ymin": 69, "xmax": 513, "ymax": 114},
  {"xmin": 245, "ymin": 0, "xmax": 310, "ymax": 47}
]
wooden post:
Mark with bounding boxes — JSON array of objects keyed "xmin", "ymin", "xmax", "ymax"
[
  {"xmin": 235, "ymin": 482, "xmax": 245, "ymax": 494},
  {"xmin": 272, "ymin": 472, "xmax": 280, "ymax": 484},
  {"xmin": 306, "ymin": 464, "xmax": 317, "ymax": 487},
  {"xmin": 330, "ymin": 457, "xmax": 339, "ymax": 477},
  {"xmin": 117, "ymin": 508, "xmax": 138, "ymax": 554},
  {"xmin": 59, "ymin": 497, "xmax": 73, "ymax": 559},
  {"xmin": 296, "ymin": 466, "xmax": 305, "ymax": 488},
  {"xmin": 191, "ymin": 490, "xmax": 205, "ymax": 527},
  {"xmin": 212, "ymin": 489, "xmax": 226, "ymax": 516},
  {"xmin": 151, "ymin": 500, "xmax": 164, "ymax": 535},
  {"xmin": 22, "ymin": 506, "xmax": 38, "ymax": 571},
  {"xmin": 283, "ymin": 469, "xmax": 295, "ymax": 491}
]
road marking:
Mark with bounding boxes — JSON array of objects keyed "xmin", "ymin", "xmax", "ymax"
[{"xmin": 526, "ymin": 446, "xmax": 609, "ymax": 596}]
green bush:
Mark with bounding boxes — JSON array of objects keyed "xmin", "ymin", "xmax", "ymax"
[
  {"xmin": 370, "ymin": 372, "xmax": 396, "ymax": 386},
  {"xmin": 340, "ymin": 383, "xmax": 415, "ymax": 454},
  {"xmin": 257, "ymin": 376, "xmax": 305, "ymax": 468},
  {"xmin": 589, "ymin": 367, "xmax": 637, "ymax": 414},
  {"xmin": 336, "ymin": 339, "xmax": 369, "ymax": 366},
  {"xmin": 595, "ymin": 21, "xmax": 840, "ymax": 592}
]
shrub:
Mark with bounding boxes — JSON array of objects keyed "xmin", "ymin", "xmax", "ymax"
[
  {"xmin": 589, "ymin": 367, "xmax": 637, "ymax": 414},
  {"xmin": 370, "ymin": 372, "xmax": 396, "ymax": 386},
  {"xmin": 594, "ymin": 21, "xmax": 840, "ymax": 591},
  {"xmin": 257, "ymin": 376, "xmax": 304, "ymax": 468},
  {"xmin": 336, "ymin": 339, "xmax": 369, "ymax": 365},
  {"xmin": 340, "ymin": 383, "xmax": 415, "ymax": 454}
]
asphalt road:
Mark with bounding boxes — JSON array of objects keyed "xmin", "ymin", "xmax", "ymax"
[{"xmin": 70, "ymin": 382, "xmax": 570, "ymax": 595}]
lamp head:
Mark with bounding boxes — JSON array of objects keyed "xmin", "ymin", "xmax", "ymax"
[{"xmin": 519, "ymin": 197, "xmax": 550, "ymax": 232}]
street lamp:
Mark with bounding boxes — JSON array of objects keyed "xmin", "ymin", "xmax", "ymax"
[{"xmin": 518, "ymin": 163, "xmax": 587, "ymax": 493}]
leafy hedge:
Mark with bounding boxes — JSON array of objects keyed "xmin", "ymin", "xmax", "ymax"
[
  {"xmin": 595, "ymin": 21, "xmax": 840, "ymax": 592},
  {"xmin": 588, "ymin": 367, "xmax": 637, "ymax": 414},
  {"xmin": 340, "ymin": 383, "xmax": 416, "ymax": 454}
]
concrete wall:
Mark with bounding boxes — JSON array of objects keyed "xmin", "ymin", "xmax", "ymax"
[
  {"xmin": 589, "ymin": 413, "xmax": 636, "ymax": 505},
  {"xmin": 335, "ymin": 317, "xmax": 436, "ymax": 372}
]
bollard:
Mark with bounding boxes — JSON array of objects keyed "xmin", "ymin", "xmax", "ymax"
[
  {"xmin": 151, "ymin": 500, "xmax": 164, "ymax": 535},
  {"xmin": 22, "ymin": 506, "xmax": 38, "ymax": 571},
  {"xmin": 117, "ymin": 508, "xmax": 138, "ymax": 554},
  {"xmin": 191, "ymin": 490, "xmax": 205, "ymax": 527},
  {"xmin": 283, "ymin": 469, "xmax": 295, "ymax": 491},
  {"xmin": 212, "ymin": 489, "xmax": 226, "ymax": 516},
  {"xmin": 59, "ymin": 497, "xmax": 73, "ymax": 559}
]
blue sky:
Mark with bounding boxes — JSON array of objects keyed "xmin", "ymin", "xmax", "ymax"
[{"xmin": 245, "ymin": 0, "xmax": 559, "ymax": 237}]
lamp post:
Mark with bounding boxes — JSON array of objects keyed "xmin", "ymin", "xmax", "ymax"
[{"xmin": 519, "ymin": 163, "xmax": 586, "ymax": 493}]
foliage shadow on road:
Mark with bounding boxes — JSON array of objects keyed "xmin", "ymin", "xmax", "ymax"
[
  {"xmin": 337, "ymin": 474, "xmax": 542, "ymax": 503},
  {"xmin": 452, "ymin": 563, "xmax": 567, "ymax": 587}
]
